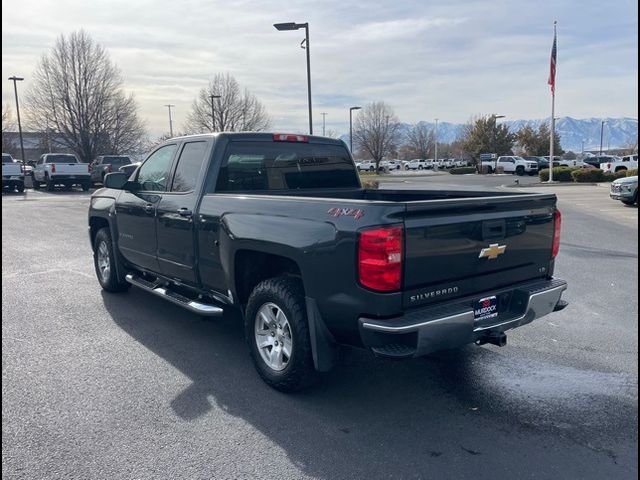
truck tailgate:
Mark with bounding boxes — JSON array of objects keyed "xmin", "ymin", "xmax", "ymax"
[
  {"xmin": 2, "ymin": 164, "xmax": 22, "ymax": 176},
  {"xmin": 402, "ymin": 194, "xmax": 557, "ymax": 309},
  {"xmin": 52, "ymin": 163, "xmax": 89, "ymax": 175}
]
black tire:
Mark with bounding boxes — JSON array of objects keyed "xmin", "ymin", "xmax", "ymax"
[
  {"xmin": 32, "ymin": 175, "xmax": 40, "ymax": 189},
  {"xmin": 516, "ymin": 166, "xmax": 525, "ymax": 176},
  {"xmin": 93, "ymin": 228, "xmax": 131, "ymax": 293},
  {"xmin": 46, "ymin": 176, "xmax": 55, "ymax": 191},
  {"xmin": 615, "ymin": 167, "xmax": 627, "ymax": 173},
  {"xmin": 16, "ymin": 183, "xmax": 25, "ymax": 193},
  {"xmin": 81, "ymin": 182, "xmax": 90, "ymax": 191},
  {"xmin": 418, "ymin": 165, "xmax": 423, "ymax": 170},
  {"xmin": 621, "ymin": 193, "xmax": 637, "ymax": 206},
  {"xmin": 245, "ymin": 276, "xmax": 315, "ymax": 392}
]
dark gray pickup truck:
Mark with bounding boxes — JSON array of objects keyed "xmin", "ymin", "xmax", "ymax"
[{"xmin": 89, "ymin": 132, "xmax": 567, "ymax": 391}]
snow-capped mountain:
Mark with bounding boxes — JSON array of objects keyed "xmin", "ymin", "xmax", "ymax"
[{"xmin": 340, "ymin": 117, "xmax": 638, "ymax": 152}]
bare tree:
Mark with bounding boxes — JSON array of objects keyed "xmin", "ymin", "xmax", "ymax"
[
  {"xmin": 25, "ymin": 30, "xmax": 147, "ymax": 162},
  {"xmin": 184, "ymin": 73, "xmax": 271, "ymax": 133},
  {"xmin": 406, "ymin": 123, "xmax": 435, "ymax": 159},
  {"xmin": 2, "ymin": 103, "xmax": 16, "ymax": 152},
  {"xmin": 352, "ymin": 102, "xmax": 401, "ymax": 171}
]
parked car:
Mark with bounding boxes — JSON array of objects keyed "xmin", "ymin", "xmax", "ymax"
[
  {"xmin": 483, "ymin": 156, "xmax": 538, "ymax": 175},
  {"xmin": 357, "ymin": 160, "xmax": 377, "ymax": 172},
  {"xmin": 119, "ymin": 162, "xmax": 141, "ymax": 177},
  {"xmin": 386, "ymin": 160, "xmax": 402, "ymax": 171},
  {"xmin": 407, "ymin": 159, "xmax": 428, "ymax": 170},
  {"xmin": 522, "ymin": 156, "xmax": 549, "ymax": 169},
  {"xmin": 2, "ymin": 153, "xmax": 25, "ymax": 192},
  {"xmin": 89, "ymin": 132, "xmax": 567, "ymax": 391},
  {"xmin": 32, "ymin": 153, "xmax": 91, "ymax": 191},
  {"xmin": 610, "ymin": 175, "xmax": 638, "ymax": 205},
  {"xmin": 90, "ymin": 155, "xmax": 132, "ymax": 184},
  {"xmin": 600, "ymin": 154, "xmax": 638, "ymax": 173},
  {"xmin": 581, "ymin": 155, "xmax": 620, "ymax": 169},
  {"xmin": 378, "ymin": 160, "xmax": 401, "ymax": 172}
]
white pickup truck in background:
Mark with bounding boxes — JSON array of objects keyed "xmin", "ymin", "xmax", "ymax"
[
  {"xmin": 2, "ymin": 153, "xmax": 25, "ymax": 192},
  {"xmin": 33, "ymin": 153, "xmax": 91, "ymax": 191},
  {"xmin": 600, "ymin": 154, "xmax": 638, "ymax": 173},
  {"xmin": 483, "ymin": 156, "xmax": 539, "ymax": 175}
]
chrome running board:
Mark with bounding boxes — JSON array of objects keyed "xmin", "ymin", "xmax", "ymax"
[{"xmin": 125, "ymin": 273, "xmax": 224, "ymax": 316}]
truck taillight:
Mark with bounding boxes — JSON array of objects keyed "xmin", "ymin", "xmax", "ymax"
[
  {"xmin": 358, "ymin": 226, "xmax": 403, "ymax": 292},
  {"xmin": 552, "ymin": 210, "xmax": 561, "ymax": 258},
  {"xmin": 51, "ymin": 163, "xmax": 56, "ymax": 173},
  {"xmin": 607, "ymin": 163, "xmax": 611, "ymax": 170},
  {"xmin": 273, "ymin": 133, "xmax": 309, "ymax": 143}
]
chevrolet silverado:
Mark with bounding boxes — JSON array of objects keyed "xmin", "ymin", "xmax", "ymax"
[{"xmin": 88, "ymin": 133, "xmax": 568, "ymax": 391}]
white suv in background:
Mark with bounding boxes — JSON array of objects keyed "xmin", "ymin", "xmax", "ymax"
[{"xmin": 407, "ymin": 159, "xmax": 428, "ymax": 170}]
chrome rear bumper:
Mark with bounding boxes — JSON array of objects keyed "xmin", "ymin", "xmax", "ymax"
[{"xmin": 359, "ymin": 278, "xmax": 567, "ymax": 358}]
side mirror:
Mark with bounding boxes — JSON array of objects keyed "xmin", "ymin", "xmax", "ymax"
[{"xmin": 103, "ymin": 172, "xmax": 130, "ymax": 190}]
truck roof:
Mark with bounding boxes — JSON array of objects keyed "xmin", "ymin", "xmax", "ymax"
[{"xmin": 168, "ymin": 132, "xmax": 346, "ymax": 146}]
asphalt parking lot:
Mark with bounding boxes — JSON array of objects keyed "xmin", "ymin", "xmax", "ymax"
[{"xmin": 2, "ymin": 179, "xmax": 638, "ymax": 479}]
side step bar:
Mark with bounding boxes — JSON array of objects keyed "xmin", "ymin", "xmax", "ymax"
[{"xmin": 125, "ymin": 274, "xmax": 224, "ymax": 316}]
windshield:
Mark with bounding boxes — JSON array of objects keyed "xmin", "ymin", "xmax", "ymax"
[
  {"xmin": 102, "ymin": 156, "xmax": 131, "ymax": 166},
  {"xmin": 46, "ymin": 154, "xmax": 78, "ymax": 163},
  {"xmin": 2, "ymin": 154, "xmax": 14, "ymax": 163}
]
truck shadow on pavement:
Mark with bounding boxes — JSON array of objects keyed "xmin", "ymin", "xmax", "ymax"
[{"xmin": 100, "ymin": 289, "xmax": 637, "ymax": 478}]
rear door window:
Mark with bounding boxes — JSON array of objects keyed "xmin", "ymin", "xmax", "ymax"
[
  {"xmin": 215, "ymin": 142, "xmax": 359, "ymax": 192},
  {"xmin": 171, "ymin": 141, "xmax": 208, "ymax": 192}
]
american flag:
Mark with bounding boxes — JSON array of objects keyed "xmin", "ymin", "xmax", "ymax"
[{"xmin": 548, "ymin": 28, "xmax": 557, "ymax": 94}]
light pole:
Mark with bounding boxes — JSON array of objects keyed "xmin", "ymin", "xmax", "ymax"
[
  {"xmin": 164, "ymin": 104, "xmax": 175, "ymax": 137},
  {"xmin": 274, "ymin": 22, "xmax": 313, "ymax": 134},
  {"xmin": 490, "ymin": 114, "xmax": 505, "ymax": 172},
  {"xmin": 321, "ymin": 112, "xmax": 327, "ymax": 136},
  {"xmin": 349, "ymin": 106, "xmax": 361, "ymax": 153},
  {"xmin": 599, "ymin": 120, "xmax": 606, "ymax": 156},
  {"xmin": 209, "ymin": 94, "xmax": 221, "ymax": 132},
  {"xmin": 8, "ymin": 76, "xmax": 26, "ymax": 172},
  {"xmin": 581, "ymin": 139, "xmax": 585, "ymax": 158},
  {"xmin": 434, "ymin": 118, "xmax": 439, "ymax": 163}
]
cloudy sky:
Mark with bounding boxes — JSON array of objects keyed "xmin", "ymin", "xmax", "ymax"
[{"xmin": 2, "ymin": 0, "xmax": 638, "ymax": 136}]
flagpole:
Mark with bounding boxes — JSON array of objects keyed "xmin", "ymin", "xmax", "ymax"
[{"xmin": 548, "ymin": 21, "xmax": 557, "ymax": 183}]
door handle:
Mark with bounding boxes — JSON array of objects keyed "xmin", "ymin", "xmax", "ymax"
[
  {"xmin": 178, "ymin": 208, "xmax": 193, "ymax": 217},
  {"xmin": 144, "ymin": 204, "xmax": 154, "ymax": 214}
]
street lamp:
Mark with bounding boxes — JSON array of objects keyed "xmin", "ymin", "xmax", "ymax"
[
  {"xmin": 8, "ymin": 76, "xmax": 26, "ymax": 173},
  {"xmin": 274, "ymin": 22, "xmax": 313, "ymax": 134},
  {"xmin": 349, "ymin": 106, "xmax": 361, "ymax": 153},
  {"xmin": 321, "ymin": 112, "xmax": 327, "ymax": 136},
  {"xmin": 490, "ymin": 114, "xmax": 505, "ymax": 172},
  {"xmin": 599, "ymin": 121, "xmax": 606, "ymax": 156},
  {"xmin": 209, "ymin": 94, "xmax": 221, "ymax": 132},
  {"xmin": 164, "ymin": 104, "xmax": 175, "ymax": 137},
  {"xmin": 434, "ymin": 118, "xmax": 439, "ymax": 163}
]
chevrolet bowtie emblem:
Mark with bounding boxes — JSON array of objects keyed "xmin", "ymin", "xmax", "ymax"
[{"xmin": 479, "ymin": 243, "xmax": 507, "ymax": 259}]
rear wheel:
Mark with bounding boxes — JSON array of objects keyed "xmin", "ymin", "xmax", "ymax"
[
  {"xmin": 16, "ymin": 183, "xmax": 25, "ymax": 193},
  {"xmin": 93, "ymin": 228, "xmax": 131, "ymax": 292},
  {"xmin": 245, "ymin": 276, "xmax": 315, "ymax": 392},
  {"xmin": 516, "ymin": 166, "xmax": 525, "ymax": 176},
  {"xmin": 46, "ymin": 176, "xmax": 55, "ymax": 191},
  {"xmin": 32, "ymin": 175, "xmax": 40, "ymax": 189},
  {"xmin": 81, "ymin": 182, "xmax": 90, "ymax": 191}
]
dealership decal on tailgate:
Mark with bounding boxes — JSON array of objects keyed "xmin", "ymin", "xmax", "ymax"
[{"xmin": 474, "ymin": 296, "xmax": 499, "ymax": 322}]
